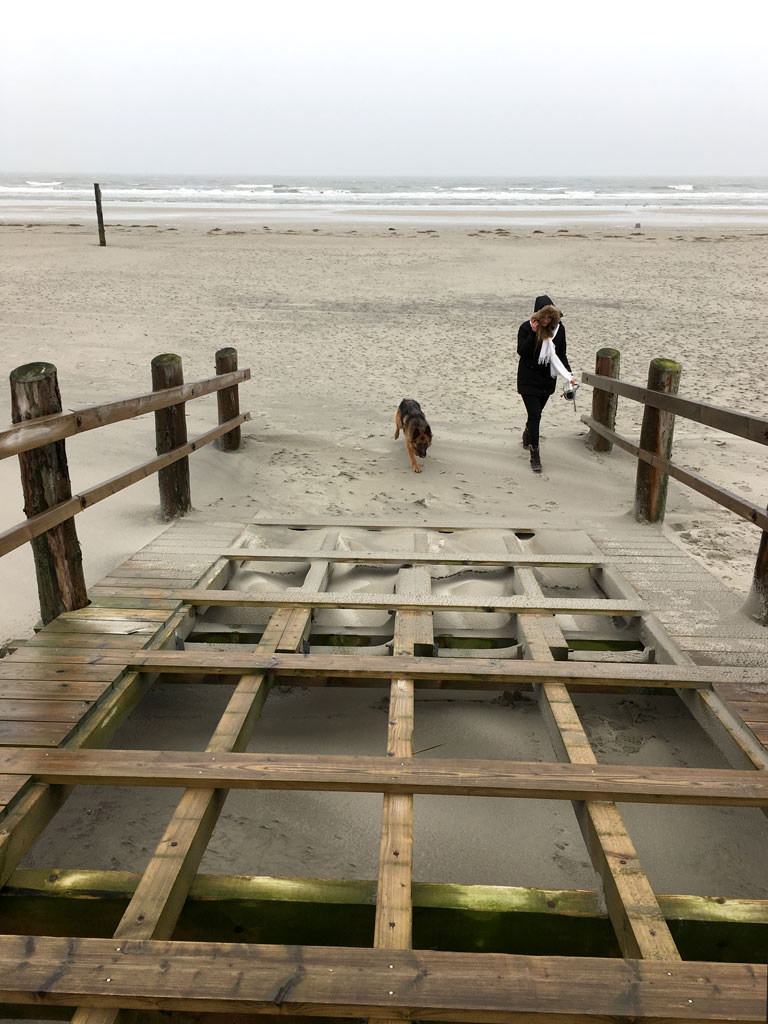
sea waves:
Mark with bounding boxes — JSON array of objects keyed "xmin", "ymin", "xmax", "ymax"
[{"xmin": 3, "ymin": 176, "xmax": 768, "ymax": 211}]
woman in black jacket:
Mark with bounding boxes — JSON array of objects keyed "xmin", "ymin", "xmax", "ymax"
[{"xmin": 517, "ymin": 294, "xmax": 575, "ymax": 473}]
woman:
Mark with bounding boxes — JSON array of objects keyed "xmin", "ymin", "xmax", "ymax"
[{"xmin": 516, "ymin": 294, "xmax": 575, "ymax": 473}]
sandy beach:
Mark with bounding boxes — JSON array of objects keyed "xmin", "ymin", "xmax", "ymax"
[{"xmin": 1, "ymin": 217, "xmax": 766, "ymax": 646}]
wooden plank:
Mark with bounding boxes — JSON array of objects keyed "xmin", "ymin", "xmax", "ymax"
[
  {"xmin": 68, "ymin": 532, "xmax": 340, "ymax": 1024},
  {"xmin": 508, "ymin": 537, "xmax": 679, "ymax": 961},
  {"xmin": 1, "ymin": 747, "xmax": 766, "ymax": 805},
  {"xmin": 0, "ymin": 936, "xmax": 763, "ymax": 1020},
  {"xmin": 0, "ymin": 663, "xmax": 121, "ymax": 682},
  {"xmin": 222, "ymin": 548, "xmax": 601, "ymax": 568},
  {"xmin": 9, "ymin": 867, "xmax": 768, "ymax": 925},
  {"xmin": 5, "ymin": 647, "xmax": 762, "ymax": 693},
  {"xmin": 0, "ymin": 681, "xmax": 110, "ymax": 700},
  {"xmin": 113, "ymin": 650, "xmax": 764, "ymax": 690},
  {"xmin": 0, "ymin": 412, "xmax": 250, "ymax": 558},
  {"xmin": 0, "ymin": 369, "xmax": 250, "ymax": 459},
  {"xmin": 583, "ymin": 370, "xmax": 768, "ymax": 445},
  {"xmin": 0, "ymin": 699, "xmax": 91, "ymax": 722},
  {"xmin": 0, "ymin": 722, "xmax": 74, "ymax": 747},
  {"xmin": 375, "ymin": 548, "xmax": 432, "ymax": 967},
  {"xmin": 140, "ymin": 587, "xmax": 645, "ymax": 615},
  {"xmin": 581, "ymin": 415, "xmax": 768, "ymax": 532}
]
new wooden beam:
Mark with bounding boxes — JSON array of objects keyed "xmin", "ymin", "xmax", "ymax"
[{"xmin": 0, "ymin": 747, "xmax": 766, "ymax": 805}]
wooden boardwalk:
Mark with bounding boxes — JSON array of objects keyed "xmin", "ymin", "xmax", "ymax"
[{"xmin": 0, "ymin": 512, "xmax": 766, "ymax": 1021}]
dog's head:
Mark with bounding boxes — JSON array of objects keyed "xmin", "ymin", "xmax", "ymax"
[{"xmin": 411, "ymin": 423, "xmax": 432, "ymax": 458}]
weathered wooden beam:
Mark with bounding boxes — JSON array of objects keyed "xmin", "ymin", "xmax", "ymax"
[
  {"xmin": 583, "ymin": 370, "xmax": 768, "ymax": 446},
  {"xmin": 0, "ymin": 369, "xmax": 250, "ymax": 461},
  {"xmin": 586, "ymin": 347, "xmax": 620, "ymax": 452},
  {"xmin": 0, "ymin": 747, "xmax": 766, "ymax": 805},
  {"xmin": 221, "ymin": 547, "xmax": 601, "ymax": 567},
  {"xmin": 112, "ymin": 650, "xmax": 763, "ymax": 689},
  {"xmin": 634, "ymin": 357, "xmax": 682, "ymax": 523},
  {"xmin": 375, "ymin": 542, "xmax": 431, "ymax": 983},
  {"xmin": 508, "ymin": 535, "xmax": 679, "ymax": 961},
  {"xmin": 0, "ymin": 935, "xmax": 762, "ymax": 1020},
  {"xmin": 10, "ymin": 362, "xmax": 89, "ymax": 623},
  {"xmin": 580, "ymin": 415, "xmax": 768, "ymax": 531},
  {"xmin": 214, "ymin": 348, "xmax": 242, "ymax": 451},
  {"xmin": 69, "ymin": 533, "xmax": 339, "ymax": 1024},
  {"xmin": 0, "ymin": 413, "xmax": 249, "ymax": 557},
  {"xmin": 93, "ymin": 183, "xmax": 106, "ymax": 246},
  {"xmin": 147, "ymin": 588, "xmax": 644, "ymax": 615},
  {"xmin": 151, "ymin": 354, "xmax": 191, "ymax": 520}
]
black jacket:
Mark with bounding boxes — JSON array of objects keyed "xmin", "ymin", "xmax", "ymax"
[{"xmin": 516, "ymin": 320, "xmax": 571, "ymax": 397}]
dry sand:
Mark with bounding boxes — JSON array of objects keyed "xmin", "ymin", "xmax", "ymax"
[
  {"xmin": 1, "ymin": 219, "xmax": 767, "ymax": 929},
  {"xmin": 1, "ymin": 218, "xmax": 766, "ymax": 645}
]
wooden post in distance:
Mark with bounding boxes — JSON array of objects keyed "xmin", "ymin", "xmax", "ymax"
[
  {"xmin": 214, "ymin": 347, "xmax": 241, "ymax": 451},
  {"xmin": 10, "ymin": 362, "xmax": 88, "ymax": 623},
  {"xmin": 151, "ymin": 354, "xmax": 191, "ymax": 520},
  {"xmin": 587, "ymin": 348, "xmax": 620, "ymax": 453},
  {"xmin": 93, "ymin": 184, "xmax": 106, "ymax": 247},
  {"xmin": 634, "ymin": 358, "xmax": 682, "ymax": 523}
]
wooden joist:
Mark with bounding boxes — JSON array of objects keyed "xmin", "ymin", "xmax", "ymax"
[
  {"xmin": 112, "ymin": 650, "xmax": 766, "ymax": 690},
  {"xmin": 507, "ymin": 533, "xmax": 680, "ymax": 961},
  {"xmin": 67, "ymin": 530, "xmax": 341, "ymax": 1024},
  {"xmin": 221, "ymin": 547, "xmax": 601, "ymax": 567},
  {"xmin": 0, "ymin": 747, "xmax": 766, "ymax": 805},
  {"xmin": 0, "ymin": 935, "xmax": 762, "ymax": 1021},
  {"xmin": 126, "ymin": 587, "xmax": 644, "ymax": 615}
]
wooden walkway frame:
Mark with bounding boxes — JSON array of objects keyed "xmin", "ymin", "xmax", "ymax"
[{"xmin": 0, "ymin": 519, "xmax": 766, "ymax": 1022}]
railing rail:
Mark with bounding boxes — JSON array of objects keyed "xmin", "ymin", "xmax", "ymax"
[
  {"xmin": 0, "ymin": 412, "xmax": 249, "ymax": 559},
  {"xmin": 583, "ymin": 372, "xmax": 768, "ymax": 445},
  {"xmin": 582, "ymin": 355, "xmax": 767, "ymax": 624},
  {"xmin": 4, "ymin": 350, "xmax": 250, "ymax": 624},
  {"xmin": 0, "ymin": 369, "xmax": 249, "ymax": 460}
]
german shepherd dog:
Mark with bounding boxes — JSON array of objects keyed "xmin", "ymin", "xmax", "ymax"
[{"xmin": 395, "ymin": 398, "xmax": 432, "ymax": 473}]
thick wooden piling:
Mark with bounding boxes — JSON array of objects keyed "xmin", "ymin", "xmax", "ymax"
[
  {"xmin": 587, "ymin": 348, "xmax": 620, "ymax": 452},
  {"xmin": 10, "ymin": 363, "xmax": 88, "ymax": 623},
  {"xmin": 747, "ymin": 516, "xmax": 768, "ymax": 625},
  {"xmin": 214, "ymin": 347, "xmax": 241, "ymax": 451},
  {"xmin": 93, "ymin": 184, "xmax": 106, "ymax": 247},
  {"xmin": 151, "ymin": 354, "xmax": 191, "ymax": 519},
  {"xmin": 634, "ymin": 358, "xmax": 682, "ymax": 523}
]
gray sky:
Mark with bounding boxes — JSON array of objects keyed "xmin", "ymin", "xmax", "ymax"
[{"xmin": 3, "ymin": 0, "xmax": 767, "ymax": 175}]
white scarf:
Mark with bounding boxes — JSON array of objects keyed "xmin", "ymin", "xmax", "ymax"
[{"xmin": 535, "ymin": 323, "xmax": 572, "ymax": 383}]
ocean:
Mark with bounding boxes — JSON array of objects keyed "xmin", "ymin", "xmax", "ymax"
[{"xmin": 3, "ymin": 174, "xmax": 768, "ymax": 220}]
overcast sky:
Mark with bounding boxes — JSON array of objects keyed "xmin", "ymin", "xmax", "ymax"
[{"xmin": 2, "ymin": 0, "xmax": 767, "ymax": 176}]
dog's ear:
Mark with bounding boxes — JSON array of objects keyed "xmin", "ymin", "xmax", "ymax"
[{"xmin": 426, "ymin": 424, "xmax": 433, "ymax": 438}]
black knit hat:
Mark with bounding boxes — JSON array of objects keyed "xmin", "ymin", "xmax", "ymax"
[{"xmin": 534, "ymin": 294, "xmax": 553, "ymax": 312}]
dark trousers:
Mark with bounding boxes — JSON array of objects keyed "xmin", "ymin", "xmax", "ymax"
[{"xmin": 521, "ymin": 392, "xmax": 550, "ymax": 448}]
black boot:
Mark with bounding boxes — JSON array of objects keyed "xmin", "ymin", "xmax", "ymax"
[
  {"xmin": 522, "ymin": 425, "xmax": 530, "ymax": 449},
  {"xmin": 530, "ymin": 446, "xmax": 542, "ymax": 473}
]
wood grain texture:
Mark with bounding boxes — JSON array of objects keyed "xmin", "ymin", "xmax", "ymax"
[{"xmin": 0, "ymin": 935, "xmax": 762, "ymax": 1020}]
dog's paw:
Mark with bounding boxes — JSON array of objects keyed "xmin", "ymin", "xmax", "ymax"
[{"xmin": 413, "ymin": 465, "xmax": 423, "ymax": 473}]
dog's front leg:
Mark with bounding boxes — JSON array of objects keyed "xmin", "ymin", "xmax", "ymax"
[{"xmin": 406, "ymin": 437, "xmax": 422, "ymax": 472}]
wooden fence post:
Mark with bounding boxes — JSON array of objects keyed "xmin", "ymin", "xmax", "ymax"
[
  {"xmin": 746, "ymin": 517, "xmax": 768, "ymax": 624},
  {"xmin": 151, "ymin": 354, "xmax": 191, "ymax": 520},
  {"xmin": 215, "ymin": 347, "xmax": 241, "ymax": 452},
  {"xmin": 94, "ymin": 183, "xmax": 106, "ymax": 247},
  {"xmin": 587, "ymin": 347, "xmax": 620, "ymax": 452},
  {"xmin": 634, "ymin": 358, "xmax": 682, "ymax": 524},
  {"xmin": 10, "ymin": 362, "xmax": 89, "ymax": 623}
]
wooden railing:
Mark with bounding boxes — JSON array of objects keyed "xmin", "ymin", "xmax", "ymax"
[
  {"xmin": 2, "ymin": 350, "xmax": 250, "ymax": 624},
  {"xmin": 581, "ymin": 353, "xmax": 768, "ymax": 623}
]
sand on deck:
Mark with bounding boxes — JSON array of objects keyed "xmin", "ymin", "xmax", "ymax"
[{"xmin": 0, "ymin": 221, "xmax": 767, "ymax": 1008}]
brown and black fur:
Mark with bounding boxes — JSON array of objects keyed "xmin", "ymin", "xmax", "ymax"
[{"xmin": 394, "ymin": 398, "xmax": 432, "ymax": 473}]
